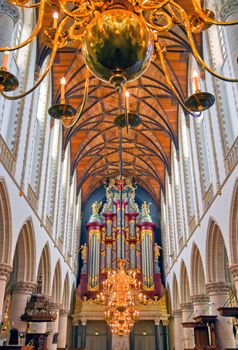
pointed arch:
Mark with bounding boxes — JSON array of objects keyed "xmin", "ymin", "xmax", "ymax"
[
  {"xmin": 190, "ymin": 244, "xmax": 206, "ymax": 295},
  {"xmin": 36, "ymin": 243, "xmax": 51, "ymax": 295},
  {"xmin": 206, "ymin": 220, "xmax": 229, "ymax": 283},
  {"xmin": 12, "ymin": 218, "xmax": 36, "ymax": 283},
  {"xmin": 172, "ymin": 274, "xmax": 180, "ymax": 310},
  {"xmin": 180, "ymin": 260, "xmax": 191, "ymax": 303},
  {"xmin": 51, "ymin": 260, "xmax": 62, "ymax": 303},
  {"xmin": 0, "ymin": 179, "xmax": 12, "ymax": 265},
  {"xmin": 230, "ymin": 180, "xmax": 238, "ymax": 265},
  {"xmin": 62, "ymin": 272, "xmax": 70, "ymax": 310}
]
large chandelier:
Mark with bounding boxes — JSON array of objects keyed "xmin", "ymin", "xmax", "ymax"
[
  {"xmin": 0, "ymin": 0, "xmax": 237, "ymax": 127},
  {"xmin": 97, "ymin": 259, "xmax": 146, "ymax": 336}
]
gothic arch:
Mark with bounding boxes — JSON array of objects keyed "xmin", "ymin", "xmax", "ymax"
[
  {"xmin": 206, "ymin": 220, "xmax": 229, "ymax": 283},
  {"xmin": 12, "ymin": 218, "xmax": 36, "ymax": 283},
  {"xmin": 172, "ymin": 274, "xmax": 180, "ymax": 310},
  {"xmin": 62, "ymin": 272, "xmax": 70, "ymax": 310},
  {"xmin": 230, "ymin": 180, "xmax": 238, "ymax": 265},
  {"xmin": 0, "ymin": 179, "xmax": 12, "ymax": 265},
  {"xmin": 190, "ymin": 244, "xmax": 206, "ymax": 295},
  {"xmin": 36, "ymin": 243, "xmax": 51, "ymax": 296},
  {"xmin": 180, "ymin": 260, "xmax": 191, "ymax": 303},
  {"xmin": 51, "ymin": 260, "xmax": 62, "ymax": 303}
]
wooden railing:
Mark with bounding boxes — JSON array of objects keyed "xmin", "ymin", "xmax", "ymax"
[
  {"xmin": 225, "ymin": 137, "xmax": 238, "ymax": 173},
  {"xmin": 0, "ymin": 136, "xmax": 16, "ymax": 175},
  {"xmin": 203, "ymin": 184, "xmax": 214, "ymax": 211},
  {"xmin": 27, "ymin": 184, "xmax": 38, "ymax": 212}
]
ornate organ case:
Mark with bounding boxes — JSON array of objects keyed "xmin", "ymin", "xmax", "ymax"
[{"xmin": 79, "ymin": 177, "xmax": 162, "ymax": 299}]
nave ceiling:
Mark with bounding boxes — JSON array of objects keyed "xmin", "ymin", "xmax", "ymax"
[{"xmin": 37, "ymin": 0, "xmax": 202, "ymax": 205}]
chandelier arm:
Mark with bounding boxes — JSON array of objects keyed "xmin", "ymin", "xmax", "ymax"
[
  {"xmin": 61, "ymin": 69, "xmax": 89, "ymax": 129},
  {"xmin": 165, "ymin": 3, "xmax": 183, "ymax": 24},
  {"xmin": 145, "ymin": 10, "xmax": 173, "ymax": 32},
  {"xmin": 9, "ymin": 1, "xmax": 41, "ymax": 9},
  {"xmin": 156, "ymin": 42, "xmax": 201, "ymax": 117},
  {"xmin": 0, "ymin": 16, "xmax": 69, "ymax": 100},
  {"xmin": 138, "ymin": 0, "xmax": 170, "ymax": 11},
  {"xmin": 191, "ymin": 0, "xmax": 238, "ymax": 26},
  {"xmin": 60, "ymin": 0, "xmax": 95, "ymax": 19},
  {"xmin": 170, "ymin": 0, "xmax": 238, "ymax": 82},
  {"xmin": 0, "ymin": 0, "xmax": 46, "ymax": 52}
]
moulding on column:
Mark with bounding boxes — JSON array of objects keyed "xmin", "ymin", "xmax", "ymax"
[
  {"xmin": 172, "ymin": 309, "xmax": 182, "ymax": 317},
  {"xmin": 0, "ymin": 0, "xmax": 19, "ymax": 23},
  {"xmin": 81, "ymin": 318, "xmax": 87, "ymax": 325},
  {"xmin": 206, "ymin": 281, "xmax": 231, "ymax": 295},
  {"xmin": 0, "ymin": 263, "xmax": 12, "ymax": 281},
  {"xmin": 12, "ymin": 281, "xmax": 36, "ymax": 294},
  {"xmin": 48, "ymin": 302, "xmax": 62, "ymax": 311},
  {"xmin": 180, "ymin": 302, "xmax": 194, "ymax": 311},
  {"xmin": 59, "ymin": 309, "xmax": 70, "ymax": 317},
  {"xmin": 229, "ymin": 264, "xmax": 238, "ymax": 281},
  {"xmin": 190, "ymin": 294, "xmax": 210, "ymax": 304},
  {"xmin": 220, "ymin": 0, "xmax": 238, "ymax": 21}
]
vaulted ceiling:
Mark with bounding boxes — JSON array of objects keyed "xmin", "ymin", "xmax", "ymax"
[{"xmin": 40, "ymin": 0, "xmax": 202, "ymax": 206}]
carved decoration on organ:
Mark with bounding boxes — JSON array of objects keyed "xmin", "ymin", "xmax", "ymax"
[{"xmin": 79, "ymin": 177, "xmax": 162, "ymax": 299}]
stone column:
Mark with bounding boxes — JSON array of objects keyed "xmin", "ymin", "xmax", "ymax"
[
  {"xmin": 0, "ymin": 263, "xmax": 12, "ymax": 322},
  {"xmin": 191, "ymin": 294, "xmax": 210, "ymax": 316},
  {"xmin": 0, "ymin": 0, "xmax": 19, "ymax": 65},
  {"xmin": 229, "ymin": 264, "xmax": 238, "ymax": 298},
  {"xmin": 220, "ymin": 0, "xmax": 238, "ymax": 77},
  {"xmin": 46, "ymin": 302, "xmax": 61, "ymax": 350},
  {"xmin": 57, "ymin": 309, "xmax": 70, "ymax": 348},
  {"xmin": 10, "ymin": 281, "xmax": 36, "ymax": 332},
  {"xmin": 172, "ymin": 309, "xmax": 183, "ymax": 350},
  {"xmin": 181, "ymin": 303, "xmax": 195, "ymax": 349},
  {"xmin": 206, "ymin": 282, "xmax": 236, "ymax": 349}
]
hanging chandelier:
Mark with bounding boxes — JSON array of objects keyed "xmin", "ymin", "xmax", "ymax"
[
  {"xmin": 97, "ymin": 259, "xmax": 146, "ymax": 336},
  {"xmin": 0, "ymin": 0, "xmax": 237, "ymax": 127}
]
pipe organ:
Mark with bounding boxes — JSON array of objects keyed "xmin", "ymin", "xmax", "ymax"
[{"xmin": 79, "ymin": 177, "xmax": 162, "ymax": 299}]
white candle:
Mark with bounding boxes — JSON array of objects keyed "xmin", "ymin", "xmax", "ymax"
[
  {"xmin": 193, "ymin": 71, "xmax": 200, "ymax": 91},
  {"xmin": 2, "ymin": 51, "xmax": 9, "ymax": 70},
  {"xmin": 125, "ymin": 90, "xmax": 130, "ymax": 113},
  {"xmin": 53, "ymin": 12, "xmax": 58, "ymax": 29},
  {"xmin": 60, "ymin": 77, "xmax": 66, "ymax": 103}
]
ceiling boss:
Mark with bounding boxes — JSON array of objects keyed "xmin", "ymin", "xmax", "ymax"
[{"xmin": 0, "ymin": 0, "xmax": 238, "ymax": 127}]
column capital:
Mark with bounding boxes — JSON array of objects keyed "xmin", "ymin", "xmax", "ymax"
[
  {"xmin": 0, "ymin": 0, "xmax": 19, "ymax": 24},
  {"xmin": 48, "ymin": 302, "xmax": 62, "ymax": 311},
  {"xmin": 172, "ymin": 309, "xmax": 182, "ymax": 317},
  {"xmin": 220, "ymin": 0, "xmax": 238, "ymax": 21},
  {"xmin": 12, "ymin": 281, "xmax": 36, "ymax": 294},
  {"xmin": 59, "ymin": 308, "xmax": 70, "ymax": 317},
  {"xmin": 191, "ymin": 294, "xmax": 210, "ymax": 304},
  {"xmin": 180, "ymin": 302, "xmax": 194, "ymax": 311},
  {"xmin": 0, "ymin": 263, "xmax": 12, "ymax": 281},
  {"xmin": 206, "ymin": 281, "xmax": 230, "ymax": 295},
  {"xmin": 229, "ymin": 264, "xmax": 238, "ymax": 281},
  {"xmin": 81, "ymin": 318, "xmax": 87, "ymax": 325}
]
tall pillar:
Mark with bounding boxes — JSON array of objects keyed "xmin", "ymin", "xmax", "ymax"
[
  {"xmin": 47, "ymin": 302, "xmax": 61, "ymax": 350},
  {"xmin": 220, "ymin": 0, "xmax": 238, "ymax": 77},
  {"xmin": 0, "ymin": 0, "xmax": 19, "ymax": 65},
  {"xmin": 181, "ymin": 303, "xmax": 195, "ymax": 349},
  {"xmin": 57, "ymin": 309, "xmax": 70, "ymax": 348},
  {"xmin": 191, "ymin": 294, "xmax": 210, "ymax": 316},
  {"xmin": 10, "ymin": 281, "xmax": 36, "ymax": 332},
  {"xmin": 0, "ymin": 263, "xmax": 12, "ymax": 322},
  {"xmin": 172, "ymin": 310, "xmax": 183, "ymax": 350},
  {"xmin": 206, "ymin": 282, "xmax": 236, "ymax": 349},
  {"xmin": 229, "ymin": 264, "xmax": 238, "ymax": 299}
]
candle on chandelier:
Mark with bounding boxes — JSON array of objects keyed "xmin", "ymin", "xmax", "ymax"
[
  {"xmin": 2, "ymin": 51, "xmax": 9, "ymax": 70},
  {"xmin": 53, "ymin": 12, "xmax": 58, "ymax": 29},
  {"xmin": 125, "ymin": 90, "xmax": 130, "ymax": 113},
  {"xmin": 193, "ymin": 71, "xmax": 200, "ymax": 92},
  {"xmin": 60, "ymin": 77, "xmax": 66, "ymax": 103}
]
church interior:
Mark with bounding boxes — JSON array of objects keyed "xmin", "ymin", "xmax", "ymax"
[{"xmin": 0, "ymin": 0, "xmax": 237, "ymax": 349}]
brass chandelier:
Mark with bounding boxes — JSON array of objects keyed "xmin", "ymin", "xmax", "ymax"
[
  {"xmin": 97, "ymin": 259, "xmax": 146, "ymax": 336},
  {"xmin": 0, "ymin": 0, "xmax": 238, "ymax": 128}
]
